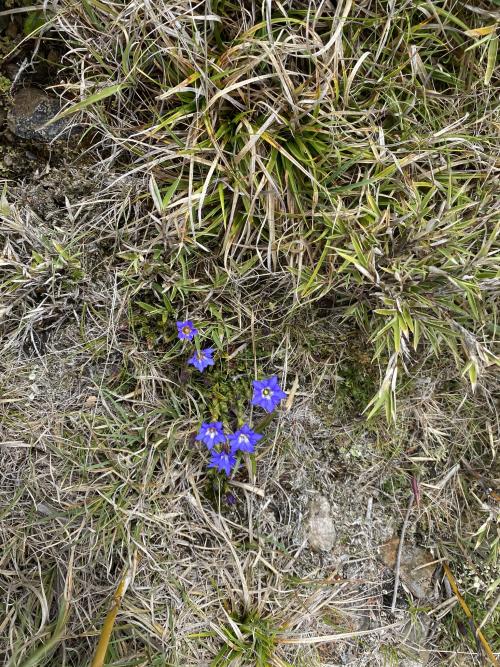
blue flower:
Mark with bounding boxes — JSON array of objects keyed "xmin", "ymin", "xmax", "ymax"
[
  {"xmin": 188, "ymin": 347, "xmax": 215, "ymax": 372},
  {"xmin": 229, "ymin": 423, "xmax": 262, "ymax": 454},
  {"xmin": 251, "ymin": 376, "xmax": 287, "ymax": 413},
  {"xmin": 177, "ymin": 320, "xmax": 198, "ymax": 341},
  {"xmin": 208, "ymin": 450, "xmax": 236, "ymax": 476},
  {"xmin": 195, "ymin": 421, "xmax": 225, "ymax": 449}
]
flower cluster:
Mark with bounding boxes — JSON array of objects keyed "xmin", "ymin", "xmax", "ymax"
[
  {"xmin": 177, "ymin": 320, "xmax": 214, "ymax": 372},
  {"xmin": 176, "ymin": 318, "xmax": 287, "ymax": 476}
]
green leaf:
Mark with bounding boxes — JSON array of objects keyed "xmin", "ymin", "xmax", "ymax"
[
  {"xmin": 149, "ymin": 176, "xmax": 163, "ymax": 214},
  {"xmin": 23, "ymin": 11, "xmax": 46, "ymax": 35},
  {"xmin": 162, "ymin": 176, "xmax": 182, "ymax": 208},
  {"xmin": 485, "ymin": 34, "xmax": 498, "ymax": 85},
  {"xmin": 136, "ymin": 301, "xmax": 159, "ymax": 314},
  {"xmin": 45, "ymin": 83, "xmax": 127, "ymax": 125}
]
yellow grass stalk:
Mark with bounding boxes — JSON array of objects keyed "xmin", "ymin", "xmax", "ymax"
[
  {"xmin": 90, "ymin": 567, "xmax": 133, "ymax": 667},
  {"xmin": 442, "ymin": 562, "xmax": 499, "ymax": 667}
]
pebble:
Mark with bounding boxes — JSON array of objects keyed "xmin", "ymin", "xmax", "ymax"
[{"xmin": 305, "ymin": 494, "xmax": 337, "ymax": 552}]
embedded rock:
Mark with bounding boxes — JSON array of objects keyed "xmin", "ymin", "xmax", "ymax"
[
  {"xmin": 305, "ymin": 495, "xmax": 336, "ymax": 552},
  {"xmin": 379, "ymin": 537, "xmax": 436, "ymax": 599},
  {"xmin": 7, "ymin": 87, "xmax": 70, "ymax": 142}
]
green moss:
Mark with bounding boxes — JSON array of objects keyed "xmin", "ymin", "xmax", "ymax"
[
  {"xmin": 0, "ymin": 75, "xmax": 10, "ymax": 93},
  {"xmin": 381, "ymin": 473, "xmax": 408, "ymax": 495},
  {"xmin": 129, "ymin": 307, "xmax": 163, "ymax": 350},
  {"xmin": 205, "ymin": 371, "xmax": 250, "ymax": 422},
  {"xmin": 336, "ymin": 352, "xmax": 377, "ymax": 415}
]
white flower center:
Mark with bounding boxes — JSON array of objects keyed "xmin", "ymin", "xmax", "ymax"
[{"xmin": 239, "ymin": 434, "xmax": 249, "ymax": 444}]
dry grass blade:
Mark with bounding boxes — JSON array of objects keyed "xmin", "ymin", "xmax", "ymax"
[
  {"xmin": 276, "ymin": 622, "xmax": 399, "ymax": 645},
  {"xmin": 14, "ymin": 556, "xmax": 73, "ymax": 667}
]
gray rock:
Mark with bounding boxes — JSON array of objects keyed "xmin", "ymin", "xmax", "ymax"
[
  {"xmin": 305, "ymin": 495, "xmax": 336, "ymax": 552},
  {"xmin": 7, "ymin": 87, "xmax": 71, "ymax": 142}
]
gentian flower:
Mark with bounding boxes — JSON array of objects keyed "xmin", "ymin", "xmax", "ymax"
[
  {"xmin": 177, "ymin": 320, "xmax": 198, "ymax": 341},
  {"xmin": 208, "ymin": 450, "xmax": 236, "ymax": 476},
  {"xmin": 188, "ymin": 347, "xmax": 215, "ymax": 372},
  {"xmin": 251, "ymin": 376, "xmax": 287, "ymax": 413},
  {"xmin": 229, "ymin": 424, "xmax": 262, "ymax": 454},
  {"xmin": 195, "ymin": 421, "xmax": 225, "ymax": 449}
]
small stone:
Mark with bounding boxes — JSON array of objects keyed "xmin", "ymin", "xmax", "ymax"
[
  {"xmin": 305, "ymin": 495, "xmax": 337, "ymax": 552},
  {"xmin": 7, "ymin": 87, "xmax": 70, "ymax": 142},
  {"xmin": 379, "ymin": 537, "xmax": 436, "ymax": 599}
]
